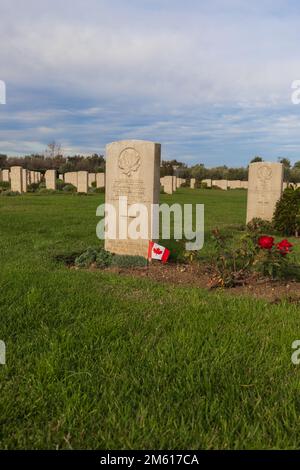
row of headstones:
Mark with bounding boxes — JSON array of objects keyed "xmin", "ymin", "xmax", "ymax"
[
  {"xmin": 202, "ymin": 179, "xmax": 249, "ymax": 190},
  {"xmin": 0, "ymin": 167, "xmax": 42, "ymax": 192},
  {"xmin": 62, "ymin": 172, "xmax": 105, "ymax": 192},
  {"xmin": 160, "ymin": 176, "xmax": 249, "ymax": 192},
  {"xmin": 160, "ymin": 176, "xmax": 186, "ymax": 194},
  {"xmin": 0, "ymin": 167, "xmax": 105, "ymax": 193},
  {"xmin": 104, "ymin": 142, "xmax": 290, "ymax": 259}
]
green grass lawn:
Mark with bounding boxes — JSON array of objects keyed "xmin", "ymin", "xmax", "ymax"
[{"xmin": 1, "ymin": 189, "xmax": 300, "ymax": 449}]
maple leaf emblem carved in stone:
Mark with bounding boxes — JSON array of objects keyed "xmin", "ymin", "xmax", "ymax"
[{"xmin": 118, "ymin": 148, "xmax": 141, "ymax": 176}]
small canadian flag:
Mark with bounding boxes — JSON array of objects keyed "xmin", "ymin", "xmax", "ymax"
[{"xmin": 148, "ymin": 241, "xmax": 170, "ymax": 263}]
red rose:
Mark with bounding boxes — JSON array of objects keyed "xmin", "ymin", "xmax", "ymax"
[
  {"xmin": 276, "ymin": 239, "xmax": 293, "ymax": 256},
  {"xmin": 258, "ymin": 236, "xmax": 274, "ymax": 250}
]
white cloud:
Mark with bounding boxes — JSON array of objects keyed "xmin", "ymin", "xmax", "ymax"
[{"xmin": 1, "ymin": 0, "xmax": 300, "ymax": 163}]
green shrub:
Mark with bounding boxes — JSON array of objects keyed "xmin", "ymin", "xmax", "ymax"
[
  {"xmin": 0, "ymin": 190, "xmax": 20, "ymax": 196},
  {"xmin": 63, "ymin": 184, "xmax": 76, "ymax": 193},
  {"xmin": 247, "ymin": 218, "xmax": 274, "ymax": 234},
  {"xmin": 75, "ymin": 247, "xmax": 98, "ymax": 268},
  {"xmin": 0, "ymin": 181, "xmax": 10, "ymax": 191},
  {"xmin": 95, "ymin": 249, "xmax": 113, "ymax": 268},
  {"xmin": 273, "ymin": 187, "xmax": 300, "ymax": 235},
  {"xmin": 56, "ymin": 179, "xmax": 65, "ymax": 191},
  {"xmin": 210, "ymin": 228, "xmax": 299, "ymax": 286},
  {"xmin": 111, "ymin": 255, "xmax": 147, "ymax": 268},
  {"xmin": 27, "ymin": 183, "xmax": 40, "ymax": 193},
  {"xmin": 89, "ymin": 186, "xmax": 104, "ymax": 194},
  {"xmin": 74, "ymin": 247, "xmax": 147, "ymax": 269},
  {"xmin": 38, "ymin": 188, "xmax": 57, "ymax": 194}
]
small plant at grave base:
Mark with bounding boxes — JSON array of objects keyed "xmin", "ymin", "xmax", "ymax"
[
  {"xmin": 89, "ymin": 186, "xmax": 104, "ymax": 194},
  {"xmin": 74, "ymin": 247, "xmax": 148, "ymax": 269},
  {"xmin": 210, "ymin": 228, "xmax": 257, "ymax": 287},
  {"xmin": 38, "ymin": 188, "xmax": 57, "ymax": 195},
  {"xmin": 95, "ymin": 249, "xmax": 113, "ymax": 268},
  {"xmin": 0, "ymin": 190, "xmax": 20, "ymax": 197},
  {"xmin": 183, "ymin": 250, "xmax": 198, "ymax": 264},
  {"xmin": 111, "ymin": 255, "xmax": 148, "ymax": 268},
  {"xmin": 246, "ymin": 218, "xmax": 274, "ymax": 234},
  {"xmin": 75, "ymin": 247, "xmax": 98, "ymax": 268},
  {"xmin": 273, "ymin": 186, "xmax": 300, "ymax": 236},
  {"xmin": 0, "ymin": 181, "xmax": 10, "ymax": 192},
  {"xmin": 27, "ymin": 183, "xmax": 40, "ymax": 193},
  {"xmin": 56, "ymin": 179, "xmax": 65, "ymax": 191},
  {"xmin": 62, "ymin": 183, "xmax": 76, "ymax": 193}
]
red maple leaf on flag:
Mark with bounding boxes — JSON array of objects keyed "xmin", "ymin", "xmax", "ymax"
[{"xmin": 153, "ymin": 247, "xmax": 163, "ymax": 255}]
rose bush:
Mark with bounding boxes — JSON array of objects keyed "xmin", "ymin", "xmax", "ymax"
[
  {"xmin": 276, "ymin": 239, "xmax": 293, "ymax": 256},
  {"xmin": 211, "ymin": 228, "xmax": 298, "ymax": 287},
  {"xmin": 258, "ymin": 236, "xmax": 274, "ymax": 250}
]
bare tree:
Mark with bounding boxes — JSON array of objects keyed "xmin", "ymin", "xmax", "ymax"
[{"xmin": 45, "ymin": 141, "xmax": 63, "ymax": 159}]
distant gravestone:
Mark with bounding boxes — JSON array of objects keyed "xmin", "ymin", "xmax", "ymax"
[
  {"xmin": 10, "ymin": 166, "xmax": 23, "ymax": 192},
  {"xmin": 172, "ymin": 176, "xmax": 177, "ymax": 191},
  {"xmin": 96, "ymin": 173, "xmax": 105, "ymax": 188},
  {"xmin": 77, "ymin": 171, "xmax": 88, "ymax": 193},
  {"xmin": 229, "ymin": 180, "xmax": 241, "ymax": 189},
  {"xmin": 65, "ymin": 172, "xmax": 78, "ymax": 188},
  {"xmin": 202, "ymin": 179, "xmax": 212, "ymax": 188},
  {"xmin": 163, "ymin": 175, "xmax": 173, "ymax": 194},
  {"xmin": 2, "ymin": 169, "xmax": 9, "ymax": 182},
  {"xmin": 30, "ymin": 171, "xmax": 35, "ymax": 183},
  {"xmin": 105, "ymin": 140, "xmax": 161, "ymax": 258},
  {"xmin": 190, "ymin": 178, "xmax": 196, "ymax": 189},
  {"xmin": 45, "ymin": 170, "xmax": 56, "ymax": 190},
  {"xmin": 213, "ymin": 180, "xmax": 228, "ymax": 190},
  {"xmin": 246, "ymin": 162, "xmax": 283, "ymax": 223},
  {"xmin": 22, "ymin": 169, "xmax": 28, "ymax": 193},
  {"xmin": 88, "ymin": 173, "xmax": 96, "ymax": 187}
]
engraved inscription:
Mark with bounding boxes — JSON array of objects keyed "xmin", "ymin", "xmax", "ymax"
[
  {"xmin": 112, "ymin": 179, "xmax": 145, "ymax": 203},
  {"xmin": 118, "ymin": 148, "xmax": 141, "ymax": 176}
]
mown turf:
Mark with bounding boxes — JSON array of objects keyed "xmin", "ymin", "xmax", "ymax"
[{"xmin": 1, "ymin": 189, "xmax": 300, "ymax": 450}]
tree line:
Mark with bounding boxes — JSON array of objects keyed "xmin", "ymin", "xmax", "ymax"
[
  {"xmin": 161, "ymin": 156, "xmax": 300, "ymax": 182},
  {"xmin": 1, "ymin": 146, "xmax": 300, "ymax": 182}
]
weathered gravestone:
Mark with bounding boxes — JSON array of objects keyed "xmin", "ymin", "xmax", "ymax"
[
  {"xmin": 163, "ymin": 175, "xmax": 173, "ymax": 194},
  {"xmin": 105, "ymin": 140, "xmax": 161, "ymax": 258},
  {"xmin": 229, "ymin": 180, "xmax": 241, "ymax": 189},
  {"xmin": 22, "ymin": 169, "xmax": 28, "ymax": 193},
  {"xmin": 96, "ymin": 173, "xmax": 105, "ymax": 188},
  {"xmin": 202, "ymin": 178, "xmax": 212, "ymax": 188},
  {"xmin": 45, "ymin": 170, "xmax": 56, "ymax": 190},
  {"xmin": 77, "ymin": 171, "xmax": 88, "ymax": 193},
  {"xmin": 172, "ymin": 176, "xmax": 177, "ymax": 192},
  {"xmin": 246, "ymin": 162, "xmax": 283, "ymax": 223},
  {"xmin": 10, "ymin": 166, "xmax": 23, "ymax": 192},
  {"xmin": 88, "ymin": 173, "xmax": 96, "ymax": 187},
  {"xmin": 64, "ymin": 172, "xmax": 78, "ymax": 188},
  {"xmin": 2, "ymin": 169, "xmax": 9, "ymax": 182},
  {"xmin": 213, "ymin": 179, "xmax": 228, "ymax": 190}
]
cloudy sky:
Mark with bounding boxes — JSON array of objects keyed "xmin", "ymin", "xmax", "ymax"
[{"xmin": 1, "ymin": 0, "xmax": 300, "ymax": 166}]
